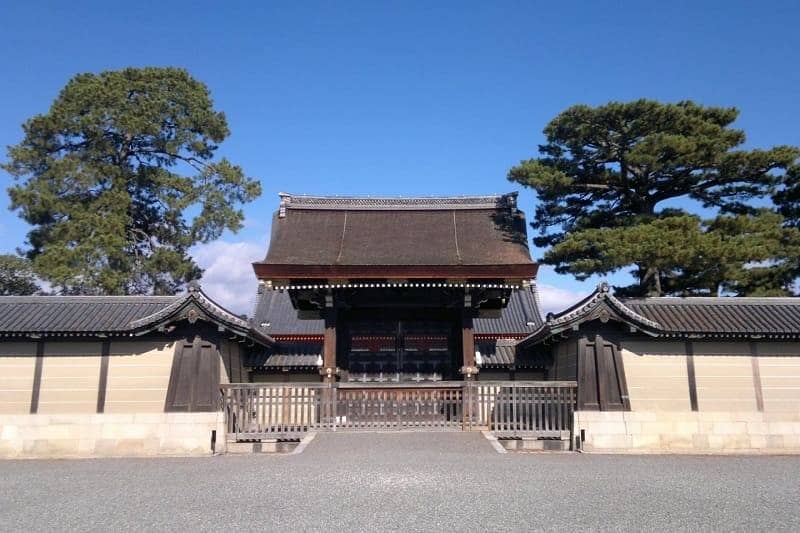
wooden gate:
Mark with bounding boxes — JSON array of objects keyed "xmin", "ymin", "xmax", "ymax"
[
  {"xmin": 220, "ymin": 381, "xmax": 576, "ymax": 440},
  {"xmin": 336, "ymin": 383, "xmax": 463, "ymax": 431}
]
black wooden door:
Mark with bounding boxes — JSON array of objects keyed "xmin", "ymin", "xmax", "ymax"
[
  {"xmin": 345, "ymin": 318, "xmax": 453, "ymax": 382},
  {"xmin": 577, "ymin": 335, "xmax": 630, "ymax": 411},
  {"xmin": 165, "ymin": 337, "xmax": 220, "ymax": 412}
]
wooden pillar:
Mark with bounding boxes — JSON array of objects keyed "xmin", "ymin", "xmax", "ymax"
[
  {"xmin": 30, "ymin": 339, "xmax": 44, "ymax": 414},
  {"xmin": 610, "ymin": 337, "xmax": 631, "ymax": 411},
  {"xmin": 749, "ymin": 341, "xmax": 764, "ymax": 412},
  {"xmin": 685, "ymin": 340, "xmax": 698, "ymax": 412},
  {"xmin": 460, "ymin": 312, "xmax": 477, "ymax": 380},
  {"xmin": 96, "ymin": 339, "xmax": 110, "ymax": 413},
  {"xmin": 322, "ymin": 306, "xmax": 337, "ymax": 383}
]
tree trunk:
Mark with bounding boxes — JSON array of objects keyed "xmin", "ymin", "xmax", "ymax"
[{"xmin": 642, "ymin": 265, "xmax": 662, "ymax": 297}]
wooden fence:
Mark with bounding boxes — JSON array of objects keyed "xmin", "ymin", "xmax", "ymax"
[
  {"xmin": 220, "ymin": 381, "xmax": 577, "ymax": 440},
  {"xmin": 465, "ymin": 381, "xmax": 577, "ymax": 438},
  {"xmin": 221, "ymin": 383, "xmax": 334, "ymax": 440}
]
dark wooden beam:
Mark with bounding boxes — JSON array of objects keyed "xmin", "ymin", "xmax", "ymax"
[
  {"xmin": 252, "ymin": 263, "xmax": 538, "ymax": 280},
  {"xmin": 611, "ymin": 341, "xmax": 631, "ymax": 411},
  {"xmin": 322, "ymin": 307, "xmax": 337, "ymax": 383},
  {"xmin": 750, "ymin": 341, "xmax": 764, "ymax": 412},
  {"xmin": 29, "ymin": 339, "xmax": 44, "ymax": 414},
  {"xmin": 595, "ymin": 335, "xmax": 611, "ymax": 411},
  {"xmin": 461, "ymin": 313, "xmax": 476, "ymax": 379},
  {"xmin": 685, "ymin": 340, "xmax": 698, "ymax": 412},
  {"xmin": 96, "ymin": 339, "xmax": 110, "ymax": 413}
]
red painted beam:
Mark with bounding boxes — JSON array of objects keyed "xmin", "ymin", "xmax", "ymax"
[{"xmin": 252, "ymin": 263, "xmax": 538, "ymax": 280}]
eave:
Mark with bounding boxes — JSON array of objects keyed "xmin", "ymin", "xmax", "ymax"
[
  {"xmin": 517, "ymin": 283, "xmax": 662, "ymax": 349},
  {"xmin": 129, "ymin": 285, "xmax": 275, "ymax": 347},
  {"xmin": 252, "ymin": 263, "xmax": 539, "ymax": 280},
  {"xmin": 0, "ymin": 284, "xmax": 275, "ymax": 348}
]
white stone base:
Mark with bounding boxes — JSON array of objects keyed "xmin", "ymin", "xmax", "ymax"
[
  {"xmin": 575, "ymin": 410, "xmax": 800, "ymax": 454},
  {"xmin": 0, "ymin": 412, "xmax": 226, "ymax": 459},
  {"xmin": 498, "ymin": 438, "xmax": 571, "ymax": 452}
]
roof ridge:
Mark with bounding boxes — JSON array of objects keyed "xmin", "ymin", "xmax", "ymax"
[
  {"xmin": 625, "ymin": 297, "xmax": 800, "ymax": 305},
  {"xmin": 542, "ymin": 284, "xmax": 662, "ymax": 330},
  {"xmin": 0, "ymin": 295, "xmax": 179, "ymax": 301},
  {"xmin": 277, "ymin": 192, "xmax": 519, "ymax": 212}
]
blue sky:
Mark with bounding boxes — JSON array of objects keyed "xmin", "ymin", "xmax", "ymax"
[{"xmin": 1, "ymin": 1, "xmax": 798, "ymax": 313}]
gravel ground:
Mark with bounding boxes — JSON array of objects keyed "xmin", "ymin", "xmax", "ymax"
[{"xmin": 2, "ymin": 432, "xmax": 799, "ymax": 532}]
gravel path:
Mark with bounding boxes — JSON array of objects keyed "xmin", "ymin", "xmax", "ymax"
[{"xmin": 2, "ymin": 432, "xmax": 799, "ymax": 532}]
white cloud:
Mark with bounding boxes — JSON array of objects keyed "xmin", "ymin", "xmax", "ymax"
[
  {"xmin": 536, "ymin": 283, "xmax": 588, "ymax": 316},
  {"xmin": 190, "ymin": 240, "xmax": 265, "ymax": 316}
]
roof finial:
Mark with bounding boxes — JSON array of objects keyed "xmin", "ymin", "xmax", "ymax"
[
  {"xmin": 278, "ymin": 192, "xmax": 291, "ymax": 218},
  {"xmin": 598, "ymin": 281, "xmax": 610, "ymax": 293},
  {"xmin": 187, "ymin": 279, "xmax": 201, "ymax": 293}
]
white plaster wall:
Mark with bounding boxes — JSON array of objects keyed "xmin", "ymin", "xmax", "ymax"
[
  {"xmin": 0, "ymin": 342, "xmax": 37, "ymax": 414},
  {"xmin": 692, "ymin": 342, "xmax": 757, "ymax": 411},
  {"xmin": 620, "ymin": 341, "xmax": 690, "ymax": 411},
  {"xmin": 760, "ymin": 356, "xmax": 800, "ymax": 413},
  {"xmin": 105, "ymin": 341, "xmax": 175, "ymax": 413},
  {"xmin": 39, "ymin": 341, "xmax": 102, "ymax": 414}
]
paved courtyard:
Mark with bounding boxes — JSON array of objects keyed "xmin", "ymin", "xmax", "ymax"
[{"xmin": 2, "ymin": 432, "xmax": 799, "ymax": 532}]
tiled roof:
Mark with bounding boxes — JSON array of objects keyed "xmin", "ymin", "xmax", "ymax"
[
  {"xmin": 476, "ymin": 339, "xmax": 517, "ymax": 367},
  {"xmin": 475, "ymin": 338, "xmax": 549, "ymax": 369},
  {"xmin": 253, "ymin": 288, "xmax": 543, "ymax": 337},
  {"xmin": 253, "ymin": 290, "xmax": 324, "ymax": 335},
  {"xmin": 474, "ymin": 288, "xmax": 542, "ymax": 334},
  {"xmin": 276, "ymin": 192, "xmax": 519, "ymax": 212},
  {"xmin": 0, "ymin": 296, "xmax": 176, "ymax": 333},
  {"xmin": 519, "ymin": 283, "xmax": 800, "ymax": 348},
  {"xmin": 0, "ymin": 284, "xmax": 273, "ymax": 346},
  {"xmin": 254, "ymin": 192, "xmax": 536, "ymax": 272},
  {"xmin": 248, "ymin": 341, "xmax": 323, "ymax": 369},
  {"xmin": 544, "ymin": 283, "xmax": 661, "ymax": 332},
  {"xmin": 623, "ymin": 297, "xmax": 800, "ymax": 336}
]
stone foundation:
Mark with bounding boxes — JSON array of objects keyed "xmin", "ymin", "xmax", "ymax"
[
  {"xmin": 575, "ymin": 411, "xmax": 800, "ymax": 454},
  {"xmin": 0, "ymin": 412, "xmax": 225, "ymax": 459},
  {"xmin": 498, "ymin": 438, "xmax": 571, "ymax": 452},
  {"xmin": 226, "ymin": 439, "xmax": 301, "ymax": 454}
]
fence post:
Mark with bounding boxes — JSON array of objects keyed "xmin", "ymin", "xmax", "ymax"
[
  {"xmin": 463, "ymin": 382, "xmax": 474, "ymax": 431},
  {"xmin": 461, "ymin": 382, "xmax": 467, "ymax": 430},
  {"xmin": 330, "ymin": 383, "xmax": 338, "ymax": 432},
  {"xmin": 511, "ymin": 382, "xmax": 518, "ymax": 437},
  {"xmin": 462, "ymin": 382, "xmax": 467, "ymax": 431}
]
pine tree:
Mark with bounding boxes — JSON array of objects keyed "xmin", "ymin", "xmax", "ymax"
[
  {"xmin": 3, "ymin": 67, "xmax": 261, "ymax": 295},
  {"xmin": 509, "ymin": 100, "xmax": 799, "ymax": 295},
  {"xmin": 0, "ymin": 254, "xmax": 40, "ymax": 295}
]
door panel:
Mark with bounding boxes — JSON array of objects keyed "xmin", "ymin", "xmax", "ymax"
[
  {"xmin": 165, "ymin": 338, "xmax": 220, "ymax": 412},
  {"xmin": 344, "ymin": 318, "xmax": 454, "ymax": 382}
]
